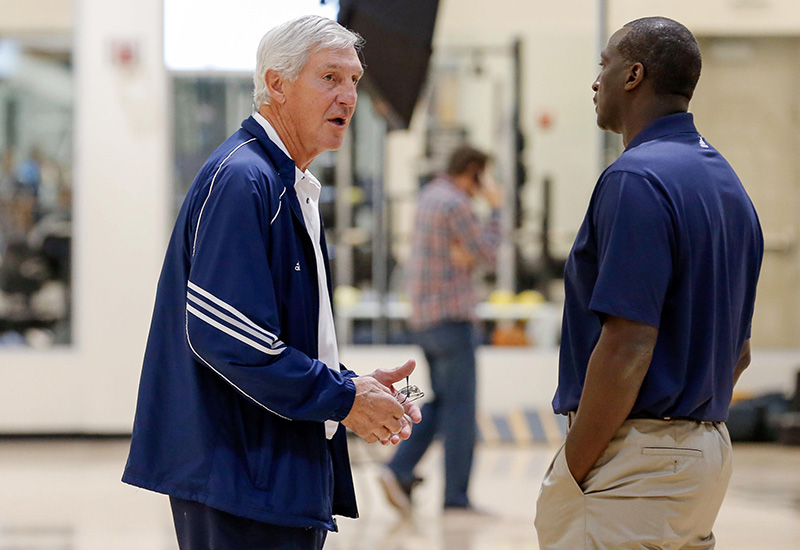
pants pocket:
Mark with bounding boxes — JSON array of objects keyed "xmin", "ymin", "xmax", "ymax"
[
  {"xmin": 553, "ymin": 444, "xmax": 586, "ymax": 495},
  {"xmin": 535, "ymin": 446, "xmax": 586, "ymax": 549},
  {"xmin": 642, "ymin": 446, "xmax": 703, "ymax": 458},
  {"xmin": 640, "ymin": 445, "xmax": 705, "ymax": 477}
]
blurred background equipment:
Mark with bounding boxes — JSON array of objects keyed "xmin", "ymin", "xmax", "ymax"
[{"xmin": 0, "ymin": 37, "xmax": 73, "ymax": 347}]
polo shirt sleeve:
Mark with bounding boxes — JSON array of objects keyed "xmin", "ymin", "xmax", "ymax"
[
  {"xmin": 185, "ymin": 169, "xmax": 355, "ymax": 423},
  {"xmin": 589, "ymin": 170, "xmax": 675, "ymax": 327}
]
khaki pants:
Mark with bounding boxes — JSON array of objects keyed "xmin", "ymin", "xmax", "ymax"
[{"xmin": 535, "ymin": 419, "xmax": 732, "ymax": 550}]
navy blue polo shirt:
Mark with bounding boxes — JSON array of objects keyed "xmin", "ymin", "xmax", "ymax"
[{"xmin": 553, "ymin": 113, "xmax": 763, "ymax": 422}]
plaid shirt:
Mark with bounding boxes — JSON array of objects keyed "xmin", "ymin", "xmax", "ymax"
[{"xmin": 408, "ymin": 177, "xmax": 501, "ymax": 329}]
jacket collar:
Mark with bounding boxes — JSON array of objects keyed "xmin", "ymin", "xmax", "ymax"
[
  {"xmin": 626, "ymin": 112, "xmax": 698, "ymax": 151},
  {"xmin": 241, "ymin": 116, "xmax": 297, "ymax": 188},
  {"xmin": 241, "ymin": 116, "xmax": 309, "ymax": 232}
]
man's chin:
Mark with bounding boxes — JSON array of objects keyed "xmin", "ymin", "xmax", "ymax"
[{"xmin": 318, "ymin": 137, "xmax": 346, "ymax": 153}]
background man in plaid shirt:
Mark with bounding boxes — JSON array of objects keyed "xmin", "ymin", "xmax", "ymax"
[{"xmin": 380, "ymin": 145, "xmax": 502, "ymax": 515}]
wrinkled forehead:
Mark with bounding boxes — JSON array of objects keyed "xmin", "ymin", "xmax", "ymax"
[{"xmin": 308, "ymin": 45, "xmax": 364, "ymax": 76}]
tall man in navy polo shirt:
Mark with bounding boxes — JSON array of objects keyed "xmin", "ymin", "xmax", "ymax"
[{"xmin": 535, "ymin": 17, "xmax": 763, "ymax": 549}]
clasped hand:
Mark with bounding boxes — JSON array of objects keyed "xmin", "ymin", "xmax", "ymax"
[{"xmin": 342, "ymin": 359, "xmax": 423, "ymax": 445}]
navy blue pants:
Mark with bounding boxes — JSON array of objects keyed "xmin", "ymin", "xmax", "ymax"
[{"xmin": 170, "ymin": 497, "xmax": 328, "ymax": 550}]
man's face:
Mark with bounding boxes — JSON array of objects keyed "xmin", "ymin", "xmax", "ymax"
[
  {"xmin": 281, "ymin": 46, "xmax": 363, "ymax": 161},
  {"xmin": 592, "ymin": 28, "xmax": 631, "ymax": 133}
]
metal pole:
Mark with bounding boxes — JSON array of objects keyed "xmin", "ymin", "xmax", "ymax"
[
  {"xmin": 497, "ymin": 38, "xmax": 524, "ymax": 293},
  {"xmin": 372, "ymin": 118, "xmax": 389, "ymax": 344},
  {"xmin": 334, "ymin": 130, "xmax": 354, "ymax": 289}
]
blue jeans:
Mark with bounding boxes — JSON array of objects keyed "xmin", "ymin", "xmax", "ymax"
[{"xmin": 387, "ymin": 321, "xmax": 477, "ymax": 508}]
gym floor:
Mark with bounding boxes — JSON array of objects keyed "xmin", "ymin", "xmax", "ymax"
[{"xmin": 1, "ymin": 438, "xmax": 799, "ymax": 549}]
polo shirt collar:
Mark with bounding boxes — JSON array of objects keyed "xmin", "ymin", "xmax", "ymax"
[{"xmin": 626, "ymin": 112, "xmax": 698, "ymax": 151}]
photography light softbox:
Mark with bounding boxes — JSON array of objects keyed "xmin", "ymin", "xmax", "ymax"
[{"xmin": 338, "ymin": 0, "xmax": 440, "ymax": 129}]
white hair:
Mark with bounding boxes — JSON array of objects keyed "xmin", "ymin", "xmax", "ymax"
[{"xmin": 253, "ymin": 15, "xmax": 364, "ymax": 107}]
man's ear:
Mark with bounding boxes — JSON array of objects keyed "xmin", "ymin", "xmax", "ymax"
[
  {"xmin": 265, "ymin": 69, "xmax": 286, "ymax": 104},
  {"xmin": 624, "ymin": 62, "xmax": 645, "ymax": 91}
]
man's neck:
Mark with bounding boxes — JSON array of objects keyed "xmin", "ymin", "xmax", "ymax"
[
  {"xmin": 621, "ymin": 96, "xmax": 690, "ymax": 147},
  {"xmin": 258, "ymin": 104, "xmax": 313, "ymax": 171}
]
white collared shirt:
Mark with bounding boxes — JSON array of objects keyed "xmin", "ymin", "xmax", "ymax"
[{"xmin": 254, "ymin": 112, "xmax": 341, "ymax": 439}]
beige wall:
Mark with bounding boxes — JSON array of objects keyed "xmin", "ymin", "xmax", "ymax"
[
  {"xmin": 0, "ymin": 0, "xmax": 72, "ymax": 34},
  {"xmin": 692, "ymin": 37, "xmax": 800, "ymax": 348},
  {"xmin": 610, "ymin": 0, "xmax": 800, "ymax": 35}
]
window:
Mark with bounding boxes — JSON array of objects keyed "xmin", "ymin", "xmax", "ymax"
[{"xmin": 0, "ymin": 37, "xmax": 73, "ymax": 347}]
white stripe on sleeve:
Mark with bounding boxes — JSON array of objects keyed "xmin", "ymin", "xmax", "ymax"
[
  {"xmin": 187, "ymin": 304, "xmax": 285, "ymax": 356},
  {"xmin": 187, "ymin": 281, "xmax": 280, "ymax": 342},
  {"xmin": 186, "ymin": 291, "xmax": 284, "ymax": 350}
]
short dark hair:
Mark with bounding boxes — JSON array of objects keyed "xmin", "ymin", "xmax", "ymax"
[
  {"xmin": 618, "ymin": 17, "xmax": 702, "ymax": 100},
  {"xmin": 446, "ymin": 145, "xmax": 489, "ymax": 177}
]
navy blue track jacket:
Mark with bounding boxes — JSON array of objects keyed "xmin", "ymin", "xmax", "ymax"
[{"xmin": 123, "ymin": 116, "xmax": 359, "ymax": 531}]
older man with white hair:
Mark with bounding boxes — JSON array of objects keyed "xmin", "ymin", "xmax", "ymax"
[{"xmin": 123, "ymin": 15, "xmax": 421, "ymax": 550}]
